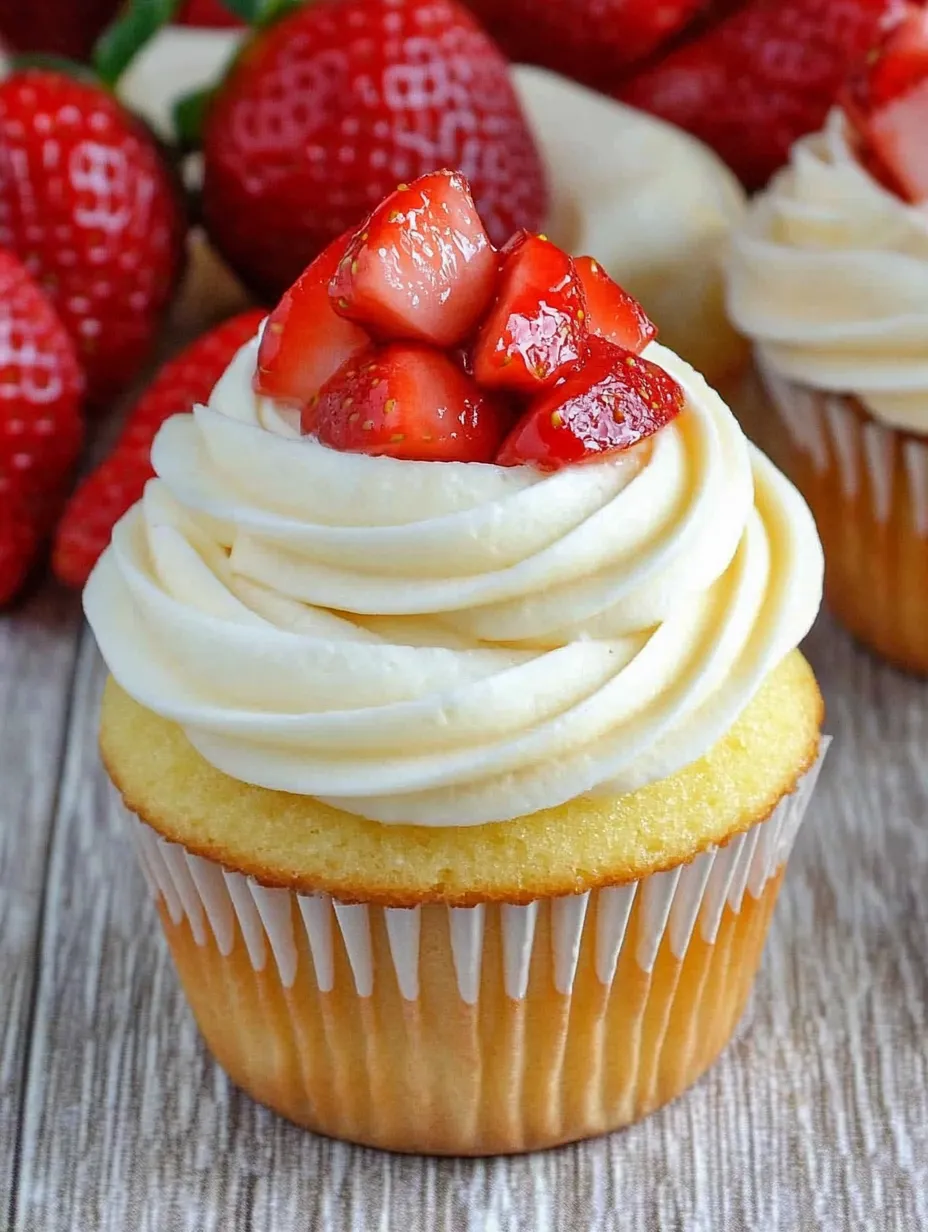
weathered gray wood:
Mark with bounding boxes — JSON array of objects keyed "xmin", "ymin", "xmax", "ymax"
[
  {"xmin": 8, "ymin": 609, "xmax": 928, "ymax": 1231},
  {"xmin": 0, "ymin": 588, "xmax": 82, "ymax": 1224}
]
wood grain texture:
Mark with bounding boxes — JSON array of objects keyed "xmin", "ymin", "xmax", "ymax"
[
  {"xmin": 0, "ymin": 589, "xmax": 82, "ymax": 1228},
  {"xmin": 4, "ymin": 608, "xmax": 928, "ymax": 1231}
]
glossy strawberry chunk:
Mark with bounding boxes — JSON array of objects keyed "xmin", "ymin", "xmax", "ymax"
[
  {"xmin": 497, "ymin": 337, "xmax": 684, "ymax": 471},
  {"xmin": 472, "ymin": 234, "xmax": 587, "ymax": 393},
  {"xmin": 866, "ymin": 79, "xmax": 928, "ymax": 201},
  {"xmin": 255, "ymin": 232, "xmax": 370, "ymax": 406},
  {"xmin": 843, "ymin": 6, "xmax": 928, "ymax": 202},
  {"xmin": 329, "ymin": 170, "xmax": 497, "ymax": 348},
  {"xmin": 844, "ymin": 5, "xmax": 928, "ymax": 116},
  {"xmin": 309, "ymin": 343, "xmax": 509, "ymax": 462},
  {"xmin": 573, "ymin": 256, "xmax": 657, "ymax": 354}
]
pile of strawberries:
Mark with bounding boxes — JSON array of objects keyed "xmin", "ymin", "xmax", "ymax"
[
  {"xmin": 0, "ymin": 0, "xmax": 546, "ymax": 601},
  {"xmin": 0, "ymin": 0, "xmax": 924, "ymax": 603},
  {"xmin": 257, "ymin": 170, "xmax": 683, "ymax": 469},
  {"xmin": 6, "ymin": 0, "xmax": 923, "ymax": 190}
]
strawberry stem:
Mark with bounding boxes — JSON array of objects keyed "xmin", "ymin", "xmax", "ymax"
[
  {"xmin": 219, "ymin": 0, "xmax": 299, "ymax": 23},
  {"xmin": 93, "ymin": 0, "xmax": 183, "ymax": 89}
]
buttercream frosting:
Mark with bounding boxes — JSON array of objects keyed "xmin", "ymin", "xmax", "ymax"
[
  {"xmin": 728, "ymin": 109, "xmax": 928, "ymax": 433},
  {"xmin": 85, "ymin": 334, "xmax": 823, "ymax": 827}
]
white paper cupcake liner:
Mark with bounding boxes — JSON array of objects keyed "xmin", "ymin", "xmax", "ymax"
[
  {"xmin": 129, "ymin": 744, "xmax": 828, "ymax": 1006},
  {"xmin": 760, "ymin": 364, "xmax": 928, "ymax": 534}
]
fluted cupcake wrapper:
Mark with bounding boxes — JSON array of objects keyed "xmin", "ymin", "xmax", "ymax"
[
  {"xmin": 760, "ymin": 363, "xmax": 928, "ymax": 673},
  {"xmin": 125, "ymin": 747, "xmax": 827, "ymax": 1154}
]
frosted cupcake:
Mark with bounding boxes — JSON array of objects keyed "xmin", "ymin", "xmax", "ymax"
[
  {"xmin": 87, "ymin": 171, "xmax": 825, "ymax": 1154},
  {"xmin": 727, "ymin": 8, "xmax": 928, "ymax": 673}
]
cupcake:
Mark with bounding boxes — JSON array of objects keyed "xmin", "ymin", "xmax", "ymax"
[
  {"xmin": 727, "ymin": 8, "xmax": 928, "ymax": 673},
  {"xmin": 86, "ymin": 170, "xmax": 825, "ymax": 1155}
]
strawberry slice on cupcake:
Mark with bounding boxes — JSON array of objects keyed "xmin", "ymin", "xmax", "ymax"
[
  {"xmin": 842, "ymin": 4, "xmax": 928, "ymax": 203},
  {"xmin": 254, "ymin": 168, "xmax": 683, "ymax": 472}
]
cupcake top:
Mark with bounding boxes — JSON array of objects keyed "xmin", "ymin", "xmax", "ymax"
[
  {"xmin": 727, "ymin": 11, "xmax": 928, "ymax": 433},
  {"xmin": 86, "ymin": 172, "xmax": 822, "ymax": 828}
]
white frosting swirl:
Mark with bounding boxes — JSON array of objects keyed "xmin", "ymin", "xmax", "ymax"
[
  {"xmin": 85, "ymin": 335, "xmax": 822, "ymax": 826},
  {"xmin": 728, "ymin": 109, "xmax": 928, "ymax": 433}
]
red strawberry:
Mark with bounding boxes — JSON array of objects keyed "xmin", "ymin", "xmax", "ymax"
[
  {"xmin": 53, "ymin": 310, "xmax": 264, "ymax": 589},
  {"xmin": 177, "ymin": 0, "xmax": 246, "ymax": 25},
  {"xmin": 573, "ymin": 257, "xmax": 657, "ymax": 354},
  {"xmin": 0, "ymin": 513, "xmax": 39, "ymax": 607},
  {"xmin": 472, "ymin": 234, "xmax": 587, "ymax": 393},
  {"xmin": 331, "ymin": 171, "xmax": 497, "ymax": 348},
  {"xmin": 0, "ymin": 70, "xmax": 186, "ymax": 405},
  {"xmin": 863, "ymin": 79, "xmax": 928, "ymax": 200},
  {"xmin": 463, "ymin": 0, "xmax": 707, "ymax": 89},
  {"xmin": 0, "ymin": 0, "xmax": 121, "ymax": 59},
  {"xmin": 618, "ymin": 0, "xmax": 905, "ymax": 190},
  {"xmin": 843, "ymin": 5, "xmax": 928, "ymax": 202},
  {"xmin": 310, "ymin": 343, "xmax": 510, "ymax": 462},
  {"xmin": 256, "ymin": 232, "xmax": 369, "ymax": 407},
  {"xmin": 201, "ymin": 0, "xmax": 546, "ymax": 299},
  {"xmin": 845, "ymin": 3, "xmax": 928, "ymax": 112},
  {"xmin": 0, "ymin": 250, "xmax": 84, "ymax": 603},
  {"xmin": 496, "ymin": 336, "xmax": 684, "ymax": 470}
]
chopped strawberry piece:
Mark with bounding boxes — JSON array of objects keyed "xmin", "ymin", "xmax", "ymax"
[
  {"xmin": 255, "ymin": 233, "xmax": 370, "ymax": 407},
  {"xmin": 329, "ymin": 171, "xmax": 497, "ymax": 349},
  {"xmin": 866, "ymin": 79, "xmax": 928, "ymax": 201},
  {"xmin": 573, "ymin": 256, "xmax": 657, "ymax": 354},
  {"xmin": 843, "ymin": 6, "xmax": 928, "ymax": 203},
  {"xmin": 844, "ymin": 5, "xmax": 928, "ymax": 117},
  {"xmin": 310, "ymin": 343, "xmax": 510, "ymax": 462},
  {"xmin": 472, "ymin": 235, "xmax": 587, "ymax": 393},
  {"xmin": 496, "ymin": 337, "xmax": 685, "ymax": 471}
]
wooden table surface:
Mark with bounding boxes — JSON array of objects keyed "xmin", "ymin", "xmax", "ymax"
[{"xmin": 1, "ymin": 263, "xmax": 927, "ymax": 1230}]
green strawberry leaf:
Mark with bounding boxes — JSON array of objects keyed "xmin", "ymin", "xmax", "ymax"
[
  {"xmin": 220, "ymin": 0, "xmax": 302, "ymax": 25},
  {"xmin": 173, "ymin": 86, "xmax": 216, "ymax": 150},
  {"xmin": 93, "ymin": 0, "xmax": 183, "ymax": 89}
]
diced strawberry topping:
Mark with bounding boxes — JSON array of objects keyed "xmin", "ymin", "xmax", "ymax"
[
  {"xmin": 573, "ymin": 256, "xmax": 657, "ymax": 354},
  {"xmin": 310, "ymin": 343, "xmax": 510, "ymax": 463},
  {"xmin": 843, "ymin": 6, "xmax": 928, "ymax": 203},
  {"xmin": 329, "ymin": 170, "xmax": 497, "ymax": 348},
  {"xmin": 255, "ymin": 232, "xmax": 370, "ymax": 407},
  {"xmin": 472, "ymin": 234, "xmax": 587, "ymax": 393},
  {"xmin": 866, "ymin": 79, "xmax": 928, "ymax": 201},
  {"xmin": 496, "ymin": 337, "xmax": 685, "ymax": 471},
  {"xmin": 844, "ymin": 4, "xmax": 928, "ymax": 117}
]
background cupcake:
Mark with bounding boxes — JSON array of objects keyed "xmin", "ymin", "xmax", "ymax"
[
  {"xmin": 727, "ymin": 7, "xmax": 928, "ymax": 673},
  {"xmin": 86, "ymin": 173, "xmax": 825, "ymax": 1154}
]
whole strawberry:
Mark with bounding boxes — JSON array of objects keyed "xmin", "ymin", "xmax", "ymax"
[
  {"xmin": 200, "ymin": 0, "xmax": 547, "ymax": 298},
  {"xmin": 53, "ymin": 309, "xmax": 265, "ymax": 589},
  {"xmin": 0, "ymin": 251, "xmax": 84, "ymax": 603},
  {"xmin": 618, "ymin": 0, "xmax": 906, "ymax": 189},
  {"xmin": 463, "ymin": 0, "xmax": 707, "ymax": 89},
  {"xmin": 0, "ymin": 70, "xmax": 186, "ymax": 406}
]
